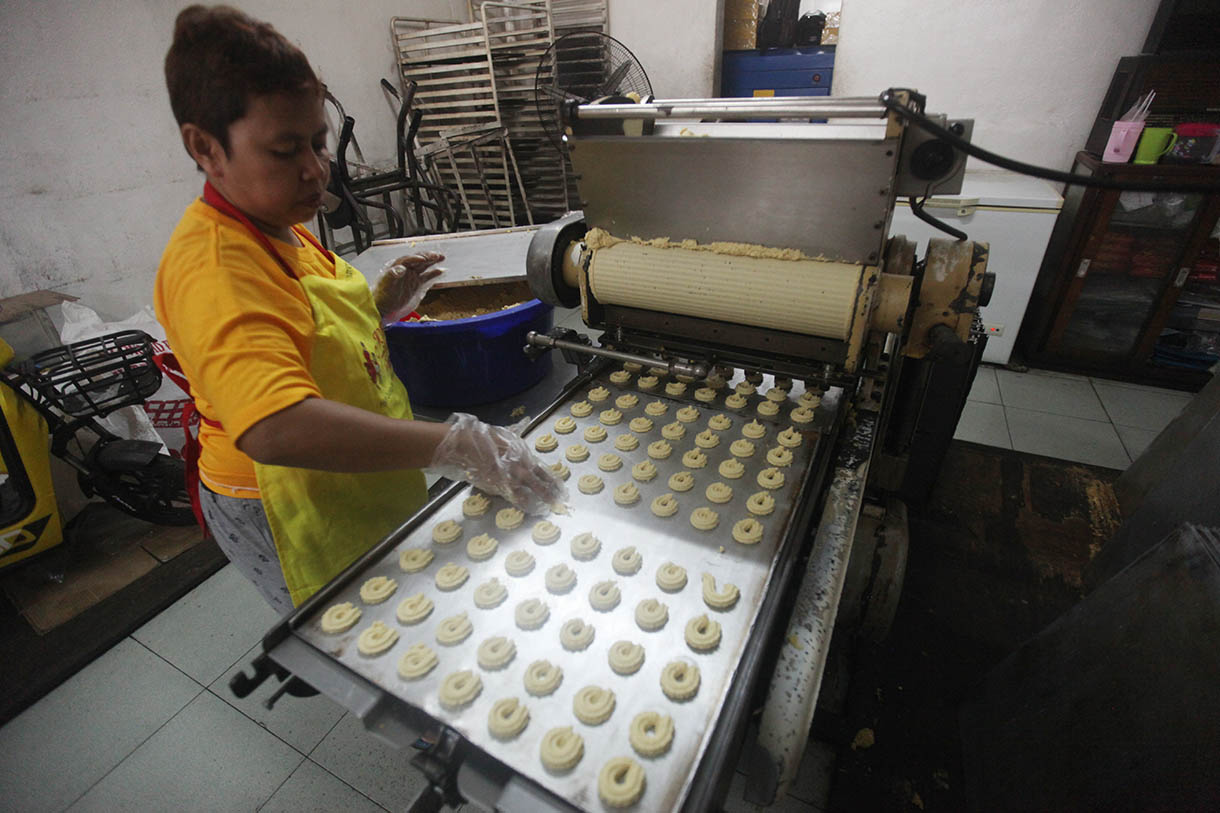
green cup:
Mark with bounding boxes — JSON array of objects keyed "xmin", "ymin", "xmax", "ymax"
[{"xmin": 1133, "ymin": 127, "xmax": 1178, "ymax": 165}]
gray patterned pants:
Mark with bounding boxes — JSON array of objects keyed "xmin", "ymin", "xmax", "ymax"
[{"xmin": 199, "ymin": 483, "xmax": 293, "ymax": 614}]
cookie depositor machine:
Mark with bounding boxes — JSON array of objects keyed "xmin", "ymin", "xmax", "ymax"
[{"xmin": 233, "ymin": 89, "xmax": 994, "ymax": 811}]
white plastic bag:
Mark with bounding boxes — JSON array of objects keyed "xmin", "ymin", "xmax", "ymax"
[{"xmin": 59, "ymin": 302, "xmax": 192, "ymax": 457}]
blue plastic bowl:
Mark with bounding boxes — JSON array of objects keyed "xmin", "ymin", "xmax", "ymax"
[{"xmin": 384, "ymin": 298, "xmax": 553, "ymax": 407}]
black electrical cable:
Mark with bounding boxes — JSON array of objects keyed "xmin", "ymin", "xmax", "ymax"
[
  {"xmin": 880, "ymin": 90, "xmax": 1220, "ymax": 195},
  {"xmin": 909, "ymin": 194, "xmax": 968, "ymax": 240}
]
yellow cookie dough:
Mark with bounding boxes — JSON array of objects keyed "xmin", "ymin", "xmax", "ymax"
[
  {"xmin": 665, "ymin": 381, "xmax": 687, "ymax": 396},
  {"xmin": 463, "ymin": 492, "xmax": 491, "ymax": 517},
  {"xmin": 656, "ymin": 562, "xmax": 688, "ymax": 592},
  {"xmin": 648, "ymin": 366, "xmax": 668, "ymax": 378},
  {"xmin": 632, "ymin": 460, "xmax": 658, "ymax": 482},
  {"xmin": 682, "ymin": 448, "xmax": 708, "ymax": 468},
  {"xmin": 612, "ymin": 546, "xmax": 642, "ymax": 575},
  {"xmin": 635, "ymin": 598, "xmax": 669, "ymax": 631},
  {"xmin": 757, "ymin": 467, "xmax": 786, "ymax": 489},
  {"xmin": 668, "ymin": 471, "xmax": 695, "ymax": 492},
  {"xmin": 719, "ymin": 460, "xmax": 743, "ymax": 480},
  {"xmin": 477, "ymin": 635, "xmax": 517, "ymax": 669},
  {"xmin": 570, "ymin": 400, "xmax": 593, "ymax": 417},
  {"xmin": 554, "ymin": 416, "xmax": 577, "ymax": 434},
  {"xmin": 550, "ymin": 461, "xmax": 571, "ymax": 481},
  {"xmin": 589, "ymin": 580, "xmax": 621, "ymax": 611},
  {"xmin": 436, "ymin": 611, "xmax": 473, "ymax": 646},
  {"xmin": 598, "ymin": 756, "xmax": 645, "ymax": 808},
  {"xmin": 725, "ymin": 393, "xmax": 748, "ymax": 409},
  {"xmin": 690, "ymin": 507, "xmax": 720, "ymax": 530},
  {"xmin": 495, "ymin": 508, "xmax": 524, "ymax": 530},
  {"xmin": 615, "ymin": 393, "xmax": 639, "ymax": 409},
  {"xmin": 623, "ymin": 362, "xmax": 644, "ymax": 373},
  {"xmin": 661, "ymin": 421, "xmax": 687, "ymax": 440},
  {"xmin": 525, "ymin": 659, "xmax": 563, "ymax": 697},
  {"xmin": 588, "ymin": 385, "xmax": 610, "ymax": 402},
  {"xmin": 628, "ymin": 416, "xmax": 654, "ymax": 433},
  {"xmin": 435, "ymin": 563, "xmax": 469, "ymax": 591},
  {"xmin": 644, "ymin": 400, "xmax": 668, "ymax": 417},
  {"xmin": 629, "ymin": 711, "xmax": 675, "ymax": 758},
  {"xmin": 675, "ymin": 406, "xmax": 700, "ymax": 423},
  {"xmin": 320, "ymin": 602, "xmax": 361, "ymax": 634},
  {"xmin": 540, "ymin": 726, "xmax": 583, "ymax": 772},
  {"xmin": 431, "ymin": 519, "xmax": 463, "ymax": 545},
  {"xmin": 397, "ymin": 592, "xmax": 434, "ymax": 624},
  {"xmin": 570, "ymin": 532, "xmax": 601, "ymax": 560},
  {"xmin": 694, "ymin": 429, "xmax": 720, "ymax": 449},
  {"xmin": 614, "ymin": 433, "xmax": 639, "ymax": 451},
  {"xmin": 573, "ymin": 685, "xmax": 616, "ymax": 725},
  {"xmin": 357, "ymin": 621, "xmax": 398, "ymax": 656},
  {"xmin": 577, "ymin": 474, "xmax": 604, "ymax": 494},
  {"xmin": 702, "ymin": 573, "xmax": 741, "ymax": 610},
  {"xmin": 560, "ymin": 618, "xmax": 595, "ymax": 651},
  {"xmin": 650, "ymin": 493, "xmax": 680, "ymax": 517},
  {"xmin": 791, "ymin": 406, "xmax": 815, "ymax": 424},
  {"xmin": 610, "ymin": 370, "xmax": 632, "ymax": 385},
  {"xmin": 742, "ymin": 419, "xmax": 767, "ymax": 439},
  {"xmin": 799, "ymin": 390, "xmax": 822, "ymax": 408},
  {"xmin": 609, "ymin": 640, "xmax": 646, "ymax": 675},
  {"xmin": 746, "ymin": 491, "xmax": 776, "ymax": 516},
  {"xmin": 515, "ymin": 598, "xmax": 549, "ymax": 630},
  {"xmin": 467, "ymin": 533, "xmax": 499, "ymax": 561},
  {"xmin": 637, "ymin": 375, "xmax": 659, "ymax": 391},
  {"xmin": 488, "ymin": 697, "xmax": 530, "ymax": 740},
  {"xmin": 777, "ymin": 427, "xmax": 803, "ymax": 448},
  {"xmin": 735, "ymin": 381, "xmax": 757, "ymax": 396},
  {"xmin": 660, "ymin": 660, "xmax": 701, "ymax": 701},
  {"xmin": 694, "ymin": 387, "xmax": 717, "ymax": 402},
  {"xmin": 598, "ymin": 452, "xmax": 623, "ymax": 472},
  {"xmin": 704, "ymin": 374, "xmax": 727, "ymax": 390},
  {"xmin": 730, "ymin": 439, "xmax": 756, "ymax": 458},
  {"xmin": 505, "ymin": 550, "xmax": 535, "ymax": 577},
  {"xmin": 646, "ymin": 440, "xmax": 673, "ymax": 459},
  {"xmin": 709, "ymin": 414, "xmax": 733, "ymax": 431},
  {"xmin": 613, "ymin": 482, "xmax": 640, "ymax": 505},
  {"xmin": 397, "ymin": 643, "xmax": 437, "ymax": 680},
  {"xmin": 584, "ymin": 425, "xmax": 608, "ymax": 443},
  {"xmin": 439, "ymin": 669, "xmax": 482, "ymax": 709},
  {"xmin": 473, "ymin": 578, "xmax": 508, "ymax": 609},
  {"xmin": 535, "ymin": 433, "xmax": 558, "ymax": 452},
  {"xmin": 399, "ymin": 548, "xmax": 434, "ymax": 573},
  {"xmin": 360, "ymin": 576, "xmax": 398, "ymax": 605},
  {"xmin": 732, "ymin": 517, "xmax": 764, "ymax": 544},
  {"xmin": 532, "ymin": 520, "xmax": 561, "ymax": 545},
  {"xmin": 757, "ymin": 400, "xmax": 780, "ymax": 417},
  {"xmin": 685, "ymin": 613, "xmax": 722, "ymax": 651},
  {"xmin": 765, "ymin": 387, "xmax": 787, "ymax": 402},
  {"xmin": 705, "ymin": 482, "xmax": 734, "ymax": 504},
  {"xmin": 599, "ymin": 409, "xmax": 623, "ymax": 427},
  {"xmin": 767, "ymin": 446, "xmax": 794, "ymax": 467},
  {"xmin": 545, "ymin": 563, "xmax": 577, "ymax": 594}
]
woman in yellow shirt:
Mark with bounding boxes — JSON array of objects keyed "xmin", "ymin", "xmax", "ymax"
[{"xmin": 155, "ymin": 5, "xmax": 562, "ymax": 612}]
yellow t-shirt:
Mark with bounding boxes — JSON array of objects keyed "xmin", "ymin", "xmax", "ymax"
[{"xmin": 154, "ymin": 199, "xmax": 334, "ymax": 498}]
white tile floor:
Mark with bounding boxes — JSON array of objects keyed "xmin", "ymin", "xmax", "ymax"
[{"xmin": 955, "ymin": 366, "xmax": 1193, "ymax": 468}]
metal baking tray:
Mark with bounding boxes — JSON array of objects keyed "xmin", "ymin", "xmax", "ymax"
[{"xmin": 261, "ymin": 366, "xmax": 843, "ymax": 812}]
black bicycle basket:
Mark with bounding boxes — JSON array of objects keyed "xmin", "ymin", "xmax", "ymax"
[{"xmin": 18, "ymin": 330, "xmax": 161, "ymax": 418}]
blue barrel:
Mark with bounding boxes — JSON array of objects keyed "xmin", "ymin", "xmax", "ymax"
[{"xmin": 384, "ymin": 299, "xmax": 553, "ymax": 407}]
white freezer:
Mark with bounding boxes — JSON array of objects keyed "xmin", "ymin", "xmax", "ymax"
[{"xmin": 889, "ymin": 170, "xmax": 1063, "ymax": 365}]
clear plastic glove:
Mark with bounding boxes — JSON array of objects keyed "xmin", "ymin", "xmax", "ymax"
[
  {"xmin": 428, "ymin": 412, "xmax": 567, "ymax": 514},
  {"xmin": 371, "ymin": 251, "xmax": 445, "ymax": 324}
]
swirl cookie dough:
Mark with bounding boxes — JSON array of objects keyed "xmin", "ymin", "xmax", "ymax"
[
  {"xmin": 589, "ymin": 580, "xmax": 621, "ymax": 611},
  {"xmin": 578, "ymin": 474, "xmax": 604, "ymax": 494},
  {"xmin": 705, "ymin": 482, "xmax": 734, "ymax": 504},
  {"xmin": 598, "ymin": 452, "xmax": 623, "ymax": 472},
  {"xmin": 599, "ymin": 408, "xmax": 623, "ymax": 426},
  {"xmin": 615, "ymin": 393, "xmax": 639, "ymax": 409},
  {"xmin": 488, "ymin": 697, "xmax": 530, "ymax": 740},
  {"xmin": 747, "ymin": 491, "xmax": 776, "ymax": 516},
  {"xmin": 665, "ymin": 381, "xmax": 687, "ymax": 397},
  {"xmin": 554, "ymin": 415, "xmax": 577, "ymax": 434},
  {"xmin": 584, "ymin": 425, "xmax": 608, "ymax": 443},
  {"xmin": 790, "ymin": 406, "xmax": 816, "ymax": 424},
  {"xmin": 644, "ymin": 400, "xmax": 668, "ymax": 417},
  {"xmin": 708, "ymin": 414, "xmax": 733, "ymax": 431},
  {"xmin": 757, "ymin": 467, "xmax": 786, "ymax": 489},
  {"xmin": 646, "ymin": 440, "xmax": 673, "ymax": 459},
  {"xmin": 742, "ymin": 419, "xmax": 767, "ymax": 439},
  {"xmin": 777, "ymin": 427, "xmax": 804, "ymax": 448},
  {"xmin": 610, "ymin": 369, "xmax": 632, "ymax": 385},
  {"xmin": 467, "ymin": 533, "xmax": 499, "ymax": 561},
  {"xmin": 661, "ymin": 421, "xmax": 686, "ymax": 441},
  {"xmin": 629, "ymin": 711, "xmax": 675, "ymax": 758},
  {"xmin": 532, "ymin": 520, "xmax": 561, "ymax": 544},
  {"xmin": 637, "ymin": 375, "xmax": 659, "ymax": 391},
  {"xmin": 694, "ymin": 429, "xmax": 720, "ymax": 449},
  {"xmin": 570, "ymin": 400, "xmax": 593, "ymax": 417},
  {"xmin": 320, "ymin": 602, "xmax": 361, "ymax": 634},
  {"xmin": 397, "ymin": 643, "xmax": 438, "ymax": 680},
  {"xmin": 656, "ymin": 562, "xmax": 688, "ymax": 592},
  {"xmin": 730, "ymin": 439, "xmax": 756, "ymax": 458},
  {"xmin": 732, "ymin": 517, "xmax": 765, "ymax": 544},
  {"xmin": 685, "ymin": 614, "xmax": 722, "ymax": 651},
  {"xmin": 612, "ymin": 545, "xmax": 642, "ymax": 575},
  {"xmin": 535, "ymin": 433, "xmax": 558, "ymax": 452},
  {"xmin": 632, "ymin": 460, "xmax": 658, "ymax": 482},
  {"xmin": 675, "ymin": 406, "xmax": 700, "ymax": 423},
  {"xmin": 356, "ymin": 621, "xmax": 398, "ymax": 656},
  {"xmin": 635, "ymin": 598, "xmax": 669, "ymax": 631},
  {"xmin": 525, "ymin": 659, "xmax": 564, "ymax": 697},
  {"xmin": 573, "ymin": 685, "xmax": 616, "ymax": 725},
  {"xmin": 690, "ymin": 507, "xmax": 720, "ymax": 531},
  {"xmin": 431, "ymin": 519, "xmax": 462, "ymax": 545},
  {"xmin": 718, "ymin": 459, "xmax": 745, "ymax": 481},
  {"xmin": 725, "ymin": 393, "xmax": 748, "ymax": 409},
  {"xmin": 540, "ymin": 726, "xmax": 584, "ymax": 772},
  {"xmin": 397, "ymin": 592, "xmax": 434, "ymax": 624},
  {"xmin": 436, "ymin": 612, "xmax": 473, "ymax": 645},
  {"xmin": 668, "ymin": 471, "xmax": 695, "ymax": 492},
  {"xmin": 560, "ymin": 618, "xmax": 595, "ymax": 651},
  {"xmin": 682, "ymin": 448, "xmax": 708, "ymax": 469},
  {"xmin": 599, "ymin": 756, "xmax": 646, "ymax": 808},
  {"xmin": 614, "ymin": 433, "xmax": 639, "ymax": 451},
  {"xmin": 477, "ymin": 635, "xmax": 517, "ymax": 669},
  {"xmin": 651, "ymin": 493, "xmax": 680, "ymax": 517},
  {"xmin": 550, "ymin": 461, "xmax": 571, "ymax": 480},
  {"xmin": 609, "ymin": 640, "xmax": 646, "ymax": 675},
  {"xmin": 629, "ymin": 416, "xmax": 654, "ymax": 433},
  {"xmin": 566, "ymin": 444, "xmax": 590, "ymax": 462},
  {"xmin": 660, "ymin": 660, "xmax": 701, "ymax": 701},
  {"xmin": 695, "ymin": 387, "xmax": 717, "ymax": 402},
  {"xmin": 435, "ymin": 563, "xmax": 469, "ymax": 591},
  {"xmin": 439, "ymin": 669, "xmax": 482, "ymax": 709},
  {"xmin": 765, "ymin": 387, "xmax": 788, "ymax": 402},
  {"xmin": 359, "ymin": 576, "xmax": 398, "ymax": 605},
  {"xmin": 545, "ymin": 563, "xmax": 577, "ymax": 594},
  {"xmin": 757, "ymin": 400, "xmax": 780, "ymax": 417},
  {"xmin": 767, "ymin": 446, "xmax": 794, "ymax": 467},
  {"xmin": 505, "ymin": 550, "xmax": 535, "ymax": 577},
  {"xmin": 613, "ymin": 482, "xmax": 641, "ymax": 506},
  {"xmin": 495, "ymin": 508, "xmax": 524, "ymax": 530},
  {"xmin": 588, "ymin": 385, "xmax": 610, "ymax": 403},
  {"xmin": 735, "ymin": 381, "xmax": 757, "ymax": 396},
  {"xmin": 462, "ymin": 492, "xmax": 490, "ymax": 517},
  {"xmin": 799, "ymin": 390, "xmax": 822, "ymax": 407},
  {"xmin": 473, "ymin": 578, "xmax": 508, "ymax": 609},
  {"xmin": 570, "ymin": 532, "xmax": 601, "ymax": 560},
  {"xmin": 702, "ymin": 573, "xmax": 741, "ymax": 610},
  {"xmin": 515, "ymin": 598, "xmax": 549, "ymax": 630}
]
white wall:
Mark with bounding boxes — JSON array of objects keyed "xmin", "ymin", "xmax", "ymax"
[
  {"xmin": 608, "ymin": 0, "xmax": 723, "ymax": 98},
  {"xmin": 832, "ymin": 0, "xmax": 1161, "ymax": 172},
  {"xmin": 0, "ymin": 0, "xmax": 463, "ymax": 320}
]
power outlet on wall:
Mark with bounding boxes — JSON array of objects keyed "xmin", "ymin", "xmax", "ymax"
[{"xmin": 983, "ymin": 323, "xmax": 1005, "ymax": 337}]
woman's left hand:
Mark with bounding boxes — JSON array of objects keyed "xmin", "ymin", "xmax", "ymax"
[{"xmin": 374, "ymin": 251, "xmax": 445, "ymax": 324}]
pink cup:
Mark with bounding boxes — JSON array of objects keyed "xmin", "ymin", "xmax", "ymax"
[{"xmin": 1103, "ymin": 120, "xmax": 1145, "ymax": 163}]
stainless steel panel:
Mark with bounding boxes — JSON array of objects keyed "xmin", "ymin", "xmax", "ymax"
[
  {"xmin": 572, "ymin": 97, "xmax": 887, "ymax": 120},
  {"xmin": 568, "ymin": 137, "xmax": 898, "ymax": 265},
  {"xmin": 292, "ymin": 370, "xmax": 841, "ymax": 813}
]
